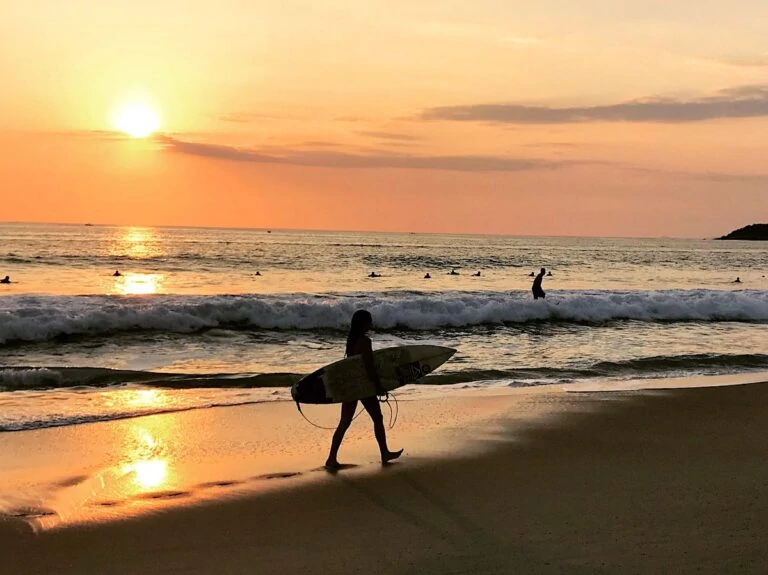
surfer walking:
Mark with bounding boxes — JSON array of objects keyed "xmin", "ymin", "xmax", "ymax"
[
  {"xmin": 325, "ymin": 310, "xmax": 403, "ymax": 470},
  {"xmin": 532, "ymin": 267, "xmax": 546, "ymax": 300}
]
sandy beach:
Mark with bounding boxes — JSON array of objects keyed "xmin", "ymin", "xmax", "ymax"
[{"xmin": 2, "ymin": 376, "xmax": 768, "ymax": 574}]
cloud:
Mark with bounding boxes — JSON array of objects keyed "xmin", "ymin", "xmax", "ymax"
[
  {"xmin": 624, "ymin": 165, "xmax": 768, "ymax": 183},
  {"xmin": 521, "ymin": 142, "xmax": 579, "ymax": 149},
  {"xmin": 298, "ymin": 140, "xmax": 344, "ymax": 148},
  {"xmin": 159, "ymin": 136, "xmax": 569, "ymax": 172},
  {"xmin": 415, "ymin": 21, "xmax": 541, "ymax": 46},
  {"xmin": 356, "ymin": 131, "xmax": 421, "ymax": 142},
  {"xmin": 218, "ymin": 112, "xmax": 292, "ymax": 123},
  {"xmin": 55, "ymin": 129, "xmax": 135, "ymax": 141},
  {"xmin": 334, "ymin": 116, "xmax": 368, "ymax": 123},
  {"xmin": 714, "ymin": 54, "xmax": 768, "ymax": 68},
  {"xmin": 421, "ymin": 85, "xmax": 768, "ymax": 124}
]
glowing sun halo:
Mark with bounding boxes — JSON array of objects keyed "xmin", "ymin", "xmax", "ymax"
[{"xmin": 113, "ymin": 102, "xmax": 161, "ymax": 138}]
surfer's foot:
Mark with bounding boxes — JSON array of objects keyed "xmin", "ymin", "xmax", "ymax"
[
  {"xmin": 382, "ymin": 449, "xmax": 403, "ymax": 464},
  {"xmin": 324, "ymin": 459, "xmax": 342, "ymax": 471}
]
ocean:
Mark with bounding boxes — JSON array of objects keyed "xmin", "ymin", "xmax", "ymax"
[{"xmin": 1, "ymin": 222, "xmax": 767, "ymax": 432}]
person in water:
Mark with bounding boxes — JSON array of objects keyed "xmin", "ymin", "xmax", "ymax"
[
  {"xmin": 532, "ymin": 267, "xmax": 546, "ymax": 300},
  {"xmin": 0, "ymin": 275, "xmax": 10, "ymax": 284},
  {"xmin": 326, "ymin": 310, "xmax": 403, "ymax": 470},
  {"xmin": 734, "ymin": 277, "xmax": 742, "ymax": 283},
  {"xmin": 113, "ymin": 270, "xmax": 122, "ymax": 277},
  {"xmin": 368, "ymin": 272, "xmax": 381, "ymax": 278},
  {"xmin": 529, "ymin": 271, "xmax": 535, "ymax": 277},
  {"xmin": 472, "ymin": 271, "xmax": 481, "ymax": 277},
  {"xmin": 424, "ymin": 273, "xmax": 431, "ymax": 279},
  {"xmin": 448, "ymin": 268, "xmax": 459, "ymax": 275}
]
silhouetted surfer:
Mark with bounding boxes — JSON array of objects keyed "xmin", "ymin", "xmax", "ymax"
[
  {"xmin": 424, "ymin": 273, "xmax": 431, "ymax": 279},
  {"xmin": 255, "ymin": 271, "xmax": 261, "ymax": 276},
  {"xmin": 448, "ymin": 269, "xmax": 459, "ymax": 275},
  {"xmin": 529, "ymin": 271, "xmax": 535, "ymax": 277},
  {"xmin": 326, "ymin": 310, "xmax": 402, "ymax": 470},
  {"xmin": 734, "ymin": 277, "xmax": 742, "ymax": 284},
  {"xmin": 113, "ymin": 270, "xmax": 122, "ymax": 277},
  {"xmin": 472, "ymin": 271, "xmax": 481, "ymax": 277},
  {"xmin": 0, "ymin": 275, "xmax": 10, "ymax": 284},
  {"xmin": 368, "ymin": 272, "xmax": 381, "ymax": 278},
  {"xmin": 532, "ymin": 268, "xmax": 546, "ymax": 300}
]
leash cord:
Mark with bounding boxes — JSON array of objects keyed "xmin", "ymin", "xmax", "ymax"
[{"xmin": 296, "ymin": 391, "xmax": 399, "ymax": 430}]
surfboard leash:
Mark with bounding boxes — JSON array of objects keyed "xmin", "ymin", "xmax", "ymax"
[
  {"xmin": 380, "ymin": 392, "xmax": 399, "ymax": 429},
  {"xmin": 295, "ymin": 401, "xmax": 365, "ymax": 430},
  {"xmin": 295, "ymin": 392, "xmax": 399, "ymax": 430}
]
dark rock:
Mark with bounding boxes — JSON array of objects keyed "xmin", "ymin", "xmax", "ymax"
[{"xmin": 717, "ymin": 224, "xmax": 768, "ymax": 241}]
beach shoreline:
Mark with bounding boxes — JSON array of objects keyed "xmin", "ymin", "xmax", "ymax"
[{"xmin": 4, "ymin": 374, "xmax": 768, "ymax": 573}]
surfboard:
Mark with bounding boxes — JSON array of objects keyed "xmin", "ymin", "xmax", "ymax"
[{"xmin": 291, "ymin": 345, "xmax": 456, "ymax": 404}]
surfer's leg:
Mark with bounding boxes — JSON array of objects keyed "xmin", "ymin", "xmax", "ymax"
[
  {"xmin": 326, "ymin": 400, "xmax": 357, "ymax": 469},
  {"xmin": 361, "ymin": 397, "xmax": 403, "ymax": 463}
]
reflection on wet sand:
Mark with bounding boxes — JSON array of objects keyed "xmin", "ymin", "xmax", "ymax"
[{"xmin": 120, "ymin": 427, "xmax": 170, "ymax": 491}]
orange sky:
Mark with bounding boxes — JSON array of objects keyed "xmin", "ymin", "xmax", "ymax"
[{"xmin": 2, "ymin": 1, "xmax": 767, "ymax": 237}]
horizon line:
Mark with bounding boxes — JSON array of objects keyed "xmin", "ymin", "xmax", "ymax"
[{"xmin": 0, "ymin": 219, "xmax": 727, "ymax": 241}]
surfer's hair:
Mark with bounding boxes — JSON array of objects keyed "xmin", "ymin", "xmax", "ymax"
[{"xmin": 346, "ymin": 310, "xmax": 373, "ymax": 357}]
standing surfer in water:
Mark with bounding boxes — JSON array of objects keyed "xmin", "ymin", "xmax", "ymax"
[
  {"xmin": 532, "ymin": 267, "xmax": 546, "ymax": 300},
  {"xmin": 325, "ymin": 310, "xmax": 403, "ymax": 470}
]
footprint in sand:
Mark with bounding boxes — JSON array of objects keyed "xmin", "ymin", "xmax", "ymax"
[
  {"xmin": 254, "ymin": 471, "xmax": 302, "ymax": 480},
  {"xmin": 136, "ymin": 490, "xmax": 190, "ymax": 500},
  {"xmin": 316, "ymin": 463, "xmax": 360, "ymax": 474},
  {"xmin": 195, "ymin": 480, "xmax": 244, "ymax": 489},
  {"xmin": 2, "ymin": 507, "xmax": 58, "ymax": 519},
  {"xmin": 53, "ymin": 475, "xmax": 90, "ymax": 488}
]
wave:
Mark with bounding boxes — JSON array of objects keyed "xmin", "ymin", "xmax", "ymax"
[
  {"xmin": 1, "ymin": 289, "xmax": 767, "ymax": 345},
  {"xmin": 0, "ymin": 400, "xmax": 268, "ymax": 432},
  {"xmin": 0, "ymin": 367, "xmax": 299, "ymax": 392},
  {"xmin": 3, "ymin": 353, "xmax": 768, "ymax": 392}
]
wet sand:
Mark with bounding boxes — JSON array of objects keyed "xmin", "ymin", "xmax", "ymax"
[{"xmin": 4, "ymin": 379, "xmax": 768, "ymax": 574}]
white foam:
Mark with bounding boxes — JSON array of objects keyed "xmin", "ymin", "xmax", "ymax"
[{"xmin": 1, "ymin": 289, "xmax": 767, "ymax": 344}]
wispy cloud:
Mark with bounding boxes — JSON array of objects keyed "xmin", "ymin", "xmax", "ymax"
[
  {"xmin": 356, "ymin": 131, "xmax": 421, "ymax": 142},
  {"xmin": 298, "ymin": 140, "xmax": 344, "ymax": 148},
  {"xmin": 218, "ymin": 112, "xmax": 293, "ymax": 123},
  {"xmin": 624, "ymin": 165, "xmax": 768, "ymax": 183},
  {"xmin": 713, "ymin": 54, "xmax": 768, "ymax": 68},
  {"xmin": 158, "ymin": 136, "xmax": 569, "ymax": 172},
  {"xmin": 56, "ymin": 129, "xmax": 134, "ymax": 141},
  {"xmin": 521, "ymin": 142, "xmax": 580, "ymax": 149},
  {"xmin": 415, "ymin": 21, "xmax": 541, "ymax": 46},
  {"xmin": 334, "ymin": 116, "xmax": 368, "ymax": 123},
  {"xmin": 422, "ymin": 85, "xmax": 768, "ymax": 124}
]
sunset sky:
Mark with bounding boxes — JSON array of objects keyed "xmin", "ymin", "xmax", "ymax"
[{"xmin": 2, "ymin": 1, "xmax": 767, "ymax": 237}]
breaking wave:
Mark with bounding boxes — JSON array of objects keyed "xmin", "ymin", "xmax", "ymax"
[
  {"xmin": 3, "ymin": 353, "xmax": 768, "ymax": 393},
  {"xmin": 1, "ymin": 290, "xmax": 767, "ymax": 345}
]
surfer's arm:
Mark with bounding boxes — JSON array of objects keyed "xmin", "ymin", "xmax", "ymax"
[{"xmin": 361, "ymin": 338, "xmax": 384, "ymax": 395}]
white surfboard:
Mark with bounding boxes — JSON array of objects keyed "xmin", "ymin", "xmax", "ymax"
[{"xmin": 292, "ymin": 345, "xmax": 456, "ymax": 404}]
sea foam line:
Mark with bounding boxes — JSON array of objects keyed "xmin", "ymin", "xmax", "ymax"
[{"xmin": 1, "ymin": 289, "xmax": 767, "ymax": 344}]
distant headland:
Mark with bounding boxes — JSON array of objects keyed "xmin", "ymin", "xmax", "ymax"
[{"xmin": 717, "ymin": 224, "xmax": 768, "ymax": 241}]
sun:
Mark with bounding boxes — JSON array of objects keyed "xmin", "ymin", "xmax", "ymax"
[{"xmin": 113, "ymin": 102, "xmax": 161, "ymax": 138}]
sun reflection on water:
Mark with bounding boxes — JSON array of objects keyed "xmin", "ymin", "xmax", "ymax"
[
  {"xmin": 110, "ymin": 227, "xmax": 164, "ymax": 260},
  {"xmin": 107, "ymin": 227, "xmax": 166, "ymax": 295},
  {"xmin": 112, "ymin": 272, "xmax": 164, "ymax": 295}
]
